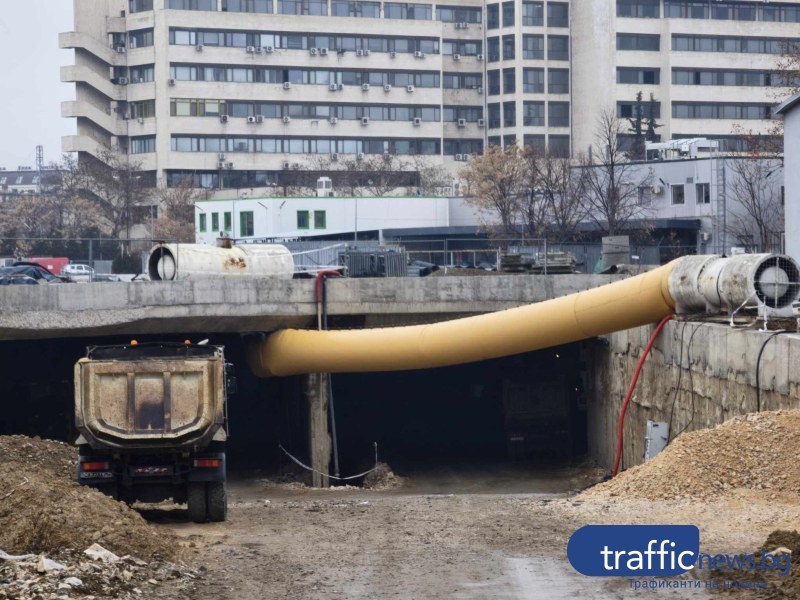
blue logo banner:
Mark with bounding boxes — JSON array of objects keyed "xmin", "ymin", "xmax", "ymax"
[{"xmin": 568, "ymin": 525, "xmax": 700, "ymax": 577}]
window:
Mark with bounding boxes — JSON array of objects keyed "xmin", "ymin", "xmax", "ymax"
[
  {"xmin": 131, "ymin": 100, "xmax": 156, "ymax": 119},
  {"xmin": 436, "ymin": 6, "xmax": 481, "ymax": 22},
  {"xmin": 503, "ymin": 101, "xmax": 516, "ymax": 126},
  {"xmin": 672, "ymin": 68, "xmax": 782, "ymax": 87},
  {"xmin": 548, "ymin": 135, "xmax": 570, "ymax": 157},
  {"xmin": 617, "ymin": 0, "xmax": 659, "ymax": 18},
  {"xmin": 297, "ymin": 210, "xmax": 310, "ymax": 229},
  {"xmin": 199, "ymin": 213, "xmax": 207, "ymax": 232},
  {"xmin": 617, "ymin": 33, "xmax": 659, "ymax": 51},
  {"xmin": 314, "ymin": 210, "xmax": 327, "ymax": 229},
  {"xmin": 523, "ymin": 101, "xmax": 544, "ymax": 125},
  {"xmin": 617, "ymin": 67, "xmax": 660, "ymax": 85},
  {"xmin": 523, "ymin": 68, "xmax": 544, "ymax": 92},
  {"xmin": 548, "ymin": 68, "xmax": 569, "ymax": 93},
  {"xmin": 129, "ymin": 65, "xmax": 154, "ymax": 83},
  {"xmin": 332, "ymin": 1, "xmax": 380, "ymax": 17},
  {"xmin": 503, "ymin": 68, "xmax": 515, "ymax": 93},
  {"xmin": 129, "ymin": 0, "xmax": 153, "ymax": 12},
  {"xmin": 211, "ymin": 213, "xmax": 220, "ymax": 231},
  {"xmin": 487, "ymin": 4, "xmax": 500, "ymax": 28},
  {"xmin": 524, "ymin": 134, "xmax": 546, "ymax": 153},
  {"xmin": 130, "ymin": 136, "xmax": 156, "ymax": 154},
  {"xmin": 672, "ymin": 102, "xmax": 772, "ymax": 120},
  {"xmin": 547, "ymin": 2, "xmax": 568, "ymax": 27},
  {"xmin": 547, "ymin": 35, "xmax": 569, "ymax": 60},
  {"xmin": 502, "ymin": 1, "xmax": 515, "ymax": 26},
  {"xmin": 664, "ymin": 0, "xmax": 708, "ymax": 19},
  {"xmin": 671, "ymin": 185, "xmax": 685, "ymax": 205},
  {"xmin": 617, "ymin": 100, "xmax": 660, "ymax": 119},
  {"xmin": 384, "ymin": 3, "xmax": 432, "ymax": 19},
  {"xmin": 503, "ymin": 35, "xmax": 515, "ymax": 60},
  {"xmin": 167, "ymin": 0, "xmax": 216, "ymax": 9},
  {"xmin": 671, "ymin": 35, "xmax": 795, "ymax": 55},
  {"xmin": 523, "ymin": 34, "xmax": 544, "ymax": 59},
  {"xmin": 222, "ymin": 0, "xmax": 273, "ymax": 11},
  {"xmin": 488, "ymin": 103, "xmax": 501, "ymax": 128},
  {"xmin": 522, "ymin": 1, "xmax": 543, "ymax": 25},
  {"xmin": 240, "ymin": 211, "xmax": 254, "ymax": 236},
  {"xmin": 224, "ymin": 212, "xmax": 232, "ymax": 231},
  {"xmin": 548, "ymin": 102, "xmax": 569, "ymax": 127},
  {"xmin": 128, "ymin": 29, "xmax": 154, "ymax": 48},
  {"xmin": 696, "ymin": 183, "xmax": 710, "ymax": 204},
  {"xmin": 278, "ymin": 0, "xmax": 328, "ymax": 15},
  {"xmin": 488, "ymin": 37, "xmax": 500, "ymax": 61},
  {"xmin": 488, "ymin": 70, "xmax": 501, "ymax": 95}
]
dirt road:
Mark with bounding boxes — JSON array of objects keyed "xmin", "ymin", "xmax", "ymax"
[{"xmin": 151, "ymin": 464, "xmax": 710, "ymax": 600}]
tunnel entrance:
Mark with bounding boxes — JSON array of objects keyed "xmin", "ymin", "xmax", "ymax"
[{"xmin": 0, "ymin": 333, "xmax": 590, "ymax": 489}]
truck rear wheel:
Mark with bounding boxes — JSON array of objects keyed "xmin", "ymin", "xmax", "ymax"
[
  {"xmin": 187, "ymin": 483, "xmax": 207, "ymax": 523},
  {"xmin": 206, "ymin": 482, "xmax": 227, "ymax": 522}
]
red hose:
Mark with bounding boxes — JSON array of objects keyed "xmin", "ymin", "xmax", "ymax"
[{"xmin": 611, "ymin": 315, "xmax": 672, "ymax": 477}]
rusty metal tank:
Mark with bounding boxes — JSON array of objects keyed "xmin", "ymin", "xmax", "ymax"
[{"xmin": 147, "ymin": 243, "xmax": 294, "ymax": 281}]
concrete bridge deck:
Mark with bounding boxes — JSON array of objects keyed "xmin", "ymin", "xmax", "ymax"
[{"xmin": 0, "ymin": 275, "xmax": 618, "ymax": 340}]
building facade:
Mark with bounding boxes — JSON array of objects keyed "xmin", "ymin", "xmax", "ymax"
[{"xmin": 62, "ymin": 0, "xmax": 797, "ymax": 188}]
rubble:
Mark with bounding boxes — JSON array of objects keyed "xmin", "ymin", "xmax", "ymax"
[{"xmin": 585, "ymin": 410, "xmax": 800, "ymax": 501}]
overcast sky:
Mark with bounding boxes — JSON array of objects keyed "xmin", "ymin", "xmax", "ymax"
[{"xmin": 0, "ymin": 1, "xmax": 75, "ymax": 170}]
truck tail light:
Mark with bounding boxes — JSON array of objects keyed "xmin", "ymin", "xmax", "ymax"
[
  {"xmin": 193, "ymin": 458, "xmax": 222, "ymax": 468},
  {"xmin": 81, "ymin": 461, "xmax": 110, "ymax": 471}
]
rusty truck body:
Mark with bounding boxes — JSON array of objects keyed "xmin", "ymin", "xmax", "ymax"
[{"xmin": 74, "ymin": 342, "xmax": 236, "ymax": 522}]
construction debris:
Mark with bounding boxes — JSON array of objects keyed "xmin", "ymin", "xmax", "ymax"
[
  {"xmin": 585, "ymin": 410, "xmax": 800, "ymax": 501},
  {"xmin": 362, "ymin": 462, "xmax": 403, "ymax": 490}
]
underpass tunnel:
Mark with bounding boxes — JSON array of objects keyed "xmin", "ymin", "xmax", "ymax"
[
  {"xmin": 328, "ymin": 342, "xmax": 589, "ymax": 477},
  {"xmin": 0, "ymin": 333, "xmax": 589, "ymax": 485}
]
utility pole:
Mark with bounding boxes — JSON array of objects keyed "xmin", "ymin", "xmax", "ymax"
[{"xmin": 35, "ymin": 145, "xmax": 44, "ymax": 194}]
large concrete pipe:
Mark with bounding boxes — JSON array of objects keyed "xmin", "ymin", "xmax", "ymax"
[
  {"xmin": 246, "ymin": 253, "xmax": 800, "ymax": 377},
  {"xmin": 148, "ymin": 243, "xmax": 294, "ymax": 281}
]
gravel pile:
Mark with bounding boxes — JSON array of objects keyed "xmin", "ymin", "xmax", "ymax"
[{"xmin": 585, "ymin": 410, "xmax": 800, "ymax": 501}]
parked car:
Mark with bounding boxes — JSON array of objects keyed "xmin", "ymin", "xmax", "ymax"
[
  {"xmin": 0, "ymin": 263, "xmax": 69, "ymax": 285},
  {"xmin": 61, "ymin": 263, "xmax": 94, "ymax": 282}
]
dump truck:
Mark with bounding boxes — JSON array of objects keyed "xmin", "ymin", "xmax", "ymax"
[{"xmin": 73, "ymin": 342, "xmax": 236, "ymax": 522}]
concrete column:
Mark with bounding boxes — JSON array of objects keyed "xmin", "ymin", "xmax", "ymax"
[{"xmin": 304, "ymin": 372, "xmax": 331, "ymax": 488}]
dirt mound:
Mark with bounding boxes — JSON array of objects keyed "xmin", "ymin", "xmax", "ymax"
[
  {"xmin": 585, "ymin": 410, "xmax": 800, "ymax": 501},
  {"xmin": 0, "ymin": 435, "xmax": 177, "ymax": 561},
  {"xmin": 363, "ymin": 462, "xmax": 403, "ymax": 490}
]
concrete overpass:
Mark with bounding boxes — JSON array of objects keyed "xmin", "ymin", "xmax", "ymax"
[{"xmin": 0, "ymin": 275, "xmax": 618, "ymax": 340}]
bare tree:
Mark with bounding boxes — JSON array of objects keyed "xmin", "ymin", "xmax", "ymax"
[
  {"xmin": 727, "ymin": 156, "xmax": 784, "ymax": 252},
  {"xmin": 460, "ymin": 145, "xmax": 526, "ymax": 236},
  {"xmin": 523, "ymin": 147, "xmax": 585, "ymax": 240},
  {"xmin": 153, "ymin": 177, "xmax": 199, "ymax": 242},
  {"xmin": 579, "ymin": 109, "xmax": 653, "ymax": 236}
]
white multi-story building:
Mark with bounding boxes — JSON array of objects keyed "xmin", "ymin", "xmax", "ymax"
[{"xmin": 62, "ymin": 0, "xmax": 797, "ymax": 189}]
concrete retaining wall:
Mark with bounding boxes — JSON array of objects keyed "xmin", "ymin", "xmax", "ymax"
[{"xmin": 587, "ymin": 321, "xmax": 800, "ymax": 471}]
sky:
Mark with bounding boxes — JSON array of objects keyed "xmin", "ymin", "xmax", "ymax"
[{"xmin": 0, "ymin": 1, "xmax": 75, "ymax": 170}]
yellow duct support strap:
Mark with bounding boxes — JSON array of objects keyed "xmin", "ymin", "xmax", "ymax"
[{"xmin": 247, "ymin": 258, "xmax": 680, "ymax": 377}]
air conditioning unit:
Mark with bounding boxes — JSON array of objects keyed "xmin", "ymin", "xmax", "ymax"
[
  {"xmin": 476, "ymin": 86, "xmax": 483, "ymax": 95},
  {"xmin": 357, "ymin": 152, "xmax": 365, "ymax": 160},
  {"xmin": 337, "ymin": 83, "xmax": 344, "ymax": 90},
  {"xmin": 255, "ymin": 114, "xmax": 264, "ymax": 123},
  {"xmin": 457, "ymin": 118, "xmax": 467, "ymax": 127},
  {"xmin": 282, "ymin": 161, "xmax": 291, "ymax": 169},
  {"xmin": 310, "ymin": 48, "xmax": 318, "ymax": 55},
  {"xmin": 389, "ymin": 51, "xmax": 397, "ymax": 58},
  {"xmin": 246, "ymin": 46, "xmax": 256, "ymax": 53},
  {"xmin": 226, "ymin": 162, "xmax": 234, "ymax": 169},
  {"xmin": 168, "ymin": 78, "xmax": 176, "ymax": 86},
  {"xmin": 455, "ymin": 154, "xmax": 465, "ymax": 161},
  {"xmin": 264, "ymin": 46, "xmax": 274, "ymax": 53},
  {"xmin": 700, "ymin": 231, "xmax": 711, "ymax": 242},
  {"xmin": 118, "ymin": 77, "xmax": 128, "ymax": 85},
  {"xmin": 218, "ymin": 153, "xmax": 226, "ymax": 160},
  {"xmin": 356, "ymin": 49, "xmax": 365, "ymax": 56},
  {"xmin": 219, "ymin": 115, "xmax": 229, "ymax": 123},
  {"xmin": 116, "ymin": 46, "xmax": 126, "ymax": 53},
  {"xmin": 453, "ymin": 53, "xmax": 461, "ymax": 61},
  {"xmin": 218, "ymin": 161, "xmax": 225, "ymax": 169},
  {"xmin": 255, "ymin": 46, "xmax": 263, "ymax": 54},
  {"xmin": 651, "ymin": 185, "xmax": 663, "ymax": 195},
  {"xmin": 247, "ymin": 116, "xmax": 257, "ymax": 123},
  {"xmin": 283, "ymin": 81, "xmax": 292, "ymax": 89},
  {"xmin": 331, "ymin": 152, "xmax": 339, "ymax": 161},
  {"xmin": 292, "ymin": 162, "xmax": 301, "ymax": 169},
  {"xmin": 320, "ymin": 48, "xmax": 329, "ymax": 55},
  {"xmin": 455, "ymin": 22, "xmax": 464, "ymax": 29},
  {"xmin": 329, "ymin": 83, "xmax": 339, "ymax": 91},
  {"xmin": 137, "ymin": 77, "xmax": 145, "ymax": 83},
  {"xmin": 137, "ymin": 117, "xmax": 144, "ymax": 124},
  {"xmin": 329, "ymin": 117, "xmax": 338, "ymax": 124},
  {"xmin": 383, "ymin": 151, "xmax": 391, "ymax": 160},
  {"xmin": 383, "ymin": 84, "xmax": 392, "ymax": 92},
  {"xmin": 459, "ymin": 22, "xmax": 469, "ymax": 29},
  {"xmin": 195, "ymin": 44, "xmax": 203, "ymax": 52},
  {"xmin": 413, "ymin": 117, "xmax": 422, "ymax": 126},
  {"xmin": 283, "ymin": 116, "xmax": 291, "ymax": 124},
  {"xmin": 414, "ymin": 51, "xmax": 425, "ymax": 58},
  {"xmin": 406, "ymin": 85, "xmax": 415, "ymax": 92},
  {"xmin": 364, "ymin": 49, "xmax": 371, "ymax": 56},
  {"xmin": 361, "ymin": 116, "xmax": 370, "ymax": 125},
  {"xmin": 476, "ymin": 54, "xmax": 484, "ymax": 61},
  {"xmin": 477, "ymin": 118, "xmax": 485, "ymax": 127},
  {"xmin": 362, "ymin": 83, "xmax": 370, "ymax": 91}
]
